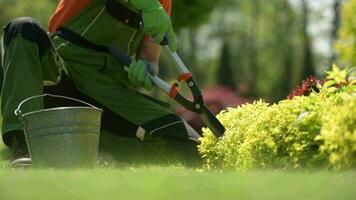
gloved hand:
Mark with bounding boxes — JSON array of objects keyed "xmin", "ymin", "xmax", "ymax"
[
  {"xmin": 128, "ymin": 59, "xmax": 153, "ymax": 90},
  {"xmin": 130, "ymin": 0, "xmax": 177, "ymax": 51}
]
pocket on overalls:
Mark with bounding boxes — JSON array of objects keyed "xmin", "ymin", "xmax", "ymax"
[
  {"xmin": 102, "ymin": 53, "xmax": 132, "ymax": 87},
  {"xmin": 41, "ymin": 37, "xmax": 63, "ymax": 86}
]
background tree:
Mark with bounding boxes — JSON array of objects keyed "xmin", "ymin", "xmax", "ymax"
[
  {"xmin": 277, "ymin": 0, "xmax": 295, "ymax": 97},
  {"xmin": 299, "ymin": 0, "xmax": 316, "ymax": 82},
  {"xmin": 216, "ymin": 40, "xmax": 236, "ymax": 89},
  {"xmin": 0, "ymin": 0, "xmax": 346, "ymax": 103},
  {"xmin": 330, "ymin": 0, "xmax": 342, "ymax": 66},
  {"xmin": 0, "ymin": 0, "xmax": 57, "ymax": 27},
  {"xmin": 205, "ymin": 0, "xmax": 307, "ymax": 101},
  {"xmin": 172, "ymin": 0, "xmax": 220, "ymax": 31}
]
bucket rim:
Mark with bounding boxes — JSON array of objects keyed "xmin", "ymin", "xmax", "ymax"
[
  {"xmin": 22, "ymin": 106, "xmax": 103, "ymax": 118},
  {"xmin": 15, "ymin": 94, "xmax": 102, "ymax": 118}
]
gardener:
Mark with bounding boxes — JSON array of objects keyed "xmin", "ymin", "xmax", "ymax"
[{"xmin": 1, "ymin": 0, "xmax": 200, "ymax": 167}]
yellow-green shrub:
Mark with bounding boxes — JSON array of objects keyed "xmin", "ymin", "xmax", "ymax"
[
  {"xmin": 317, "ymin": 93, "xmax": 356, "ymax": 170},
  {"xmin": 199, "ymin": 67, "xmax": 356, "ymax": 171}
]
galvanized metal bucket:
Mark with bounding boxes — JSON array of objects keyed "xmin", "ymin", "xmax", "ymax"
[{"xmin": 15, "ymin": 94, "xmax": 103, "ymax": 168}]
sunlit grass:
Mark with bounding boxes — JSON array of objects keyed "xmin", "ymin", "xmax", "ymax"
[
  {"xmin": 0, "ymin": 126, "xmax": 355, "ymax": 200},
  {"xmin": 1, "ymin": 136, "xmax": 356, "ymax": 200},
  {"xmin": 0, "ymin": 168, "xmax": 355, "ymax": 200},
  {"xmin": 0, "ymin": 135, "xmax": 10, "ymax": 168}
]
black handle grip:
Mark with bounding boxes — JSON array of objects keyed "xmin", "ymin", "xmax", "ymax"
[{"xmin": 160, "ymin": 35, "xmax": 169, "ymax": 46}]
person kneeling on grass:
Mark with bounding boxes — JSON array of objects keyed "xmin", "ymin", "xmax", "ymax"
[{"xmin": 1, "ymin": 0, "xmax": 200, "ymax": 167}]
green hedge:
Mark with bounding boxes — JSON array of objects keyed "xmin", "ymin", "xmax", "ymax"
[{"xmin": 199, "ymin": 66, "xmax": 356, "ymax": 171}]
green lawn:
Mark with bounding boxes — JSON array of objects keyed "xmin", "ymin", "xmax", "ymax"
[
  {"xmin": 0, "ymin": 168, "xmax": 355, "ymax": 200},
  {"xmin": 1, "ymin": 140, "xmax": 356, "ymax": 200}
]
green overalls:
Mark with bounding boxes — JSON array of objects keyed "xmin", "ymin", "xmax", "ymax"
[{"xmin": 1, "ymin": 0, "xmax": 200, "ymax": 164}]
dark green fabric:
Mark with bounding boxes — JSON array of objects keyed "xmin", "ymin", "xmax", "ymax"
[
  {"xmin": 50, "ymin": 0, "xmax": 171, "ymax": 125},
  {"xmin": 1, "ymin": 36, "xmax": 61, "ymax": 146},
  {"xmin": 1, "ymin": 36, "xmax": 172, "ymax": 146},
  {"xmin": 0, "ymin": 52, "xmax": 3, "ymax": 93},
  {"xmin": 1, "ymin": 7, "xmax": 172, "ymax": 145},
  {"xmin": 59, "ymin": 53, "xmax": 172, "ymax": 125},
  {"xmin": 3, "ymin": 17, "xmax": 51, "ymax": 58},
  {"xmin": 1, "ymin": 1, "xmax": 195, "ymax": 165},
  {"xmin": 60, "ymin": 0, "xmax": 144, "ymax": 56},
  {"xmin": 99, "ymin": 130, "xmax": 201, "ymax": 166}
]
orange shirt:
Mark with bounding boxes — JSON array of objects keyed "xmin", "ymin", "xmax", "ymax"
[{"xmin": 49, "ymin": 0, "xmax": 172, "ymax": 32}]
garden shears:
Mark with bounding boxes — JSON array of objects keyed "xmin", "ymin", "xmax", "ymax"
[{"xmin": 109, "ymin": 41, "xmax": 226, "ymax": 138}]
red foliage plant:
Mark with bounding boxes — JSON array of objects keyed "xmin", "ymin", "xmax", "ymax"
[
  {"xmin": 176, "ymin": 86, "xmax": 248, "ymax": 132},
  {"xmin": 287, "ymin": 76, "xmax": 324, "ymax": 99}
]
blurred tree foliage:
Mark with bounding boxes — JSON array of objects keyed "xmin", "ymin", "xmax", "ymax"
[
  {"xmin": 172, "ymin": 0, "xmax": 220, "ymax": 31},
  {"xmin": 335, "ymin": 0, "xmax": 356, "ymax": 67},
  {"xmin": 0, "ymin": 0, "xmax": 218, "ymax": 30},
  {"xmin": 0, "ymin": 0, "xmax": 339, "ymax": 103},
  {"xmin": 0, "ymin": 0, "xmax": 57, "ymax": 28},
  {"xmin": 329, "ymin": 0, "xmax": 342, "ymax": 65},
  {"xmin": 205, "ymin": 0, "xmax": 314, "ymax": 101},
  {"xmin": 217, "ymin": 40, "xmax": 236, "ymax": 89}
]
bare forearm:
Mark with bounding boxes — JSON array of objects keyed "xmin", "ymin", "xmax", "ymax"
[
  {"xmin": 137, "ymin": 40, "xmax": 161, "ymax": 64},
  {"xmin": 136, "ymin": 40, "xmax": 161, "ymax": 74}
]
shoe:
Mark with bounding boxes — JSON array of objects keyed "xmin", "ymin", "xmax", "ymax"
[
  {"xmin": 10, "ymin": 158, "xmax": 32, "ymax": 168},
  {"xmin": 9, "ymin": 131, "xmax": 32, "ymax": 168}
]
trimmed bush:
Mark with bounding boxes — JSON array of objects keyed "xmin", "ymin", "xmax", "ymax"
[
  {"xmin": 199, "ymin": 66, "xmax": 356, "ymax": 171},
  {"xmin": 317, "ymin": 93, "xmax": 356, "ymax": 170}
]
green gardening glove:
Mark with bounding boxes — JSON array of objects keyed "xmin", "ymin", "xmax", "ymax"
[
  {"xmin": 130, "ymin": 0, "xmax": 177, "ymax": 51},
  {"xmin": 128, "ymin": 59, "xmax": 153, "ymax": 90}
]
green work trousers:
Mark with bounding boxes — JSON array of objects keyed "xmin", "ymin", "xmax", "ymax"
[{"xmin": 1, "ymin": 17, "xmax": 200, "ymax": 164}]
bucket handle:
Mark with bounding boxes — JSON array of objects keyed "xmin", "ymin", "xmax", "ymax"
[{"xmin": 15, "ymin": 93, "xmax": 102, "ymax": 117}]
